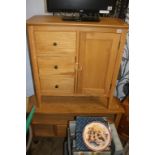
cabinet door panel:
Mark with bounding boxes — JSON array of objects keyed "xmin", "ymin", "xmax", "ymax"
[{"xmin": 78, "ymin": 32, "xmax": 120, "ymax": 96}]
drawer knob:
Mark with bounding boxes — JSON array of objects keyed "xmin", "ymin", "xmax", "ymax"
[
  {"xmin": 55, "ymin": 85, "xmax": 59, "ymax": 88},
  {"xmin": 54, "ymin": 65, "xmax": 58, "ymax": 69},
  {"xmin": 53, "ymin": 42, "xmax": 57, "ymax": 46}
]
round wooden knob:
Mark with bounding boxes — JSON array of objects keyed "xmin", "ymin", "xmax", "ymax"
[
  {"xmin": 55, "ymin": 85, "xmax": 59, "ymax": 88},
  {"xmin": 53, "ymin": 42, "xmax": 57, "ymax": 46},
  {"xmin": 54, "ymin": 65, "xmax": 58, "ymax": 69}
]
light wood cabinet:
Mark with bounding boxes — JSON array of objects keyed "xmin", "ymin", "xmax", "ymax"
[{"xmin": 27, "ymin": 16, "xmax": 128, "ymax": 137}]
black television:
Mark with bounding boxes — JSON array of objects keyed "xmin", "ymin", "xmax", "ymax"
[{"xmin": 46, "ymin": 0, "xmax": 115, "ymax": 21}]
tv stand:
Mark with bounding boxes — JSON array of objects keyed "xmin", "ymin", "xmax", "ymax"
[{"xmin": 62, "ymin": 13, "xmax": 100, "ymax": 22}]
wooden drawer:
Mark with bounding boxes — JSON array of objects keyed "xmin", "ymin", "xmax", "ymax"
[
  {"xmin": 37, "ymin": 57, "xmax": 75, "ymax": 77},
  {"xmin": 34, "ymin": 31, "xmax": 76, "ymax": 56},
  {"xmin": 40, "ymin": 76, "xmax": 74, "ymax": 95},
  {"xmin": 32, "ymin": 124, "xmax": 67, "ymax": 137},
  {"xmin": 55, "ymin": 125, "xmax": 67, "ymax": 137},
  {"xmin": 32, "ymin": 124, "xmax": 55, "ymax": 137},
  {"xmin": 32, "ymin": 114, "xmax": 75, "ymax": 125}
]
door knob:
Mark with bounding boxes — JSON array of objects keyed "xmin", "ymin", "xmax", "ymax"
[
  {"xmin": 54, "ymin": 65, "xmax": 58, "ymax": 69},
  {"xmin": 55, "ymin": 85, "xmax": 59, "ymax": 88},
  {"xmin": 53, "ymin": 42, "xmax": 57, "ymax": 46}
]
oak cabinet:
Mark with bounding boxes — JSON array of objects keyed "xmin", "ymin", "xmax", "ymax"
[
  {"xmin": 27, "ymin": 16, "xmax": 128, "ymax": 137},
  {"xmin": 27, "ymin": 16, "xmax": 128, "ymax": 107}
]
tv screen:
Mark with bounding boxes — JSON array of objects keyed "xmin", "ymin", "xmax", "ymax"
[{"xmin": 47, "ymin": 0, "xmax": 114, "ymax": 12}]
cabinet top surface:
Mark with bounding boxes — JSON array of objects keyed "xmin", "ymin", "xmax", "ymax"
[{"xmin": 27, "ymin": 15, "xmax": 128, "ymax": 29}]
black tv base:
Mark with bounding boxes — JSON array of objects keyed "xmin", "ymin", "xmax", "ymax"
[{"xmin": 62, "ymin": 15, "xmax": 100, "ymax": 22}]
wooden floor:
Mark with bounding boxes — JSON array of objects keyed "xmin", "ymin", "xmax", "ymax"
[{"xmin": 29, "ymin": 137, "xmax": 65, "ymax": 155}]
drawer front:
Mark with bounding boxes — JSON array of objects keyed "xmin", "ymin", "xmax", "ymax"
[
  {"xmin": 34, "ymin": 31, "xmax": 76, "ymax": 56},
  {"xmin": 40, "ymin": 76, "xmax": 74, "ymax": 95},
  {"xmin": 32, "ymin": 114, "xmax": 75, "ymax": 125},
  {"xmin": 32, "ymin": 124, "xmax": 67, "ymax": 137},
  {"xmin": 32, "ymin": 124, "xmax": 55, "ymax": 137},
  {"xmin": 38, "ymin": 57, "xmax": 75, "ymax": 77},
  {"xmin": 55, "ymin": 125, "xmax": 67, "ymax": 137}
]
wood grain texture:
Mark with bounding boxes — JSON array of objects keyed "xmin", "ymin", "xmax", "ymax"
[
  {"xmin": 108, "ymin": 31, "xmax": 127, "ymax": 108},
  {"xmin": 77, "ymin": 32, "xmax": 120, "ymax": 97},
  {"xmin": 33, "ymin": 25, "xmax": 127, "ymax": 34},
  {"xmin": 37, "ymin": 56, "xmax": 75, "ymax": 77},
  {"xmin": 28, "ymin": 96, "xmax": 124, "ymax": 115},
  {"xmin": 40, "ymin": 75, "xmax": 74, "ymax": 95},
  {"xmin": 28, "ymin": 95, "xmax": 124, "ymax": 135},
  {"xmin": 32, "ymin": 124, "xmax": 56, "ymax": 137},
  {"xmin": 27, "ymin": 16, "xmax": 128, "ymax": 29},
  {"xmin": 32, "ymin": 114, "xmax": 75, "ymax": 125},
  {"xmin": 55, "ymin": 124, "xmax": 67, "ymax": 137},
  {"xmin": 32, "ymin": 124, "xmax": 67, "ymax": 137},
  {"xmin": 27, "ymin": 26, "xmax": 41, "ymax": 107},
  {"xmin": 34, "ymin": 31, "xmax": 76, "ymax": 56}
]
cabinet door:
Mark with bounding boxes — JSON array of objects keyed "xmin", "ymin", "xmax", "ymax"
[{"xmin": 77, "ymin": 32, "xmax": 120, "ymax": 96}]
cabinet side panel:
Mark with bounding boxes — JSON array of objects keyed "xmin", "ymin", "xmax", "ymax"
[
  {"xmin": 108, "ymin": 31, "xmax": 127, "ymax": 108},
  {"xmin": 104, "ymin": 34, "xmax": 120, "ymax": 94},
  {"xmin": 27, "ymin": 26, "xmax": 42, "ymax": 107}
]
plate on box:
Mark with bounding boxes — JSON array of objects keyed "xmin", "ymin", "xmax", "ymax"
[{"xmin": 82, "ymin": 121, "xmax": 111, "ymax": 151}]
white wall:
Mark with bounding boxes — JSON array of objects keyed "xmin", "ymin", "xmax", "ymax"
[
  {"xmin": 26, "ymin": 0, "xmax": 49, "ymax": 19},
  {"xmin": 26, "ymin": 0, "xmax": 50, "ymax": 96}
]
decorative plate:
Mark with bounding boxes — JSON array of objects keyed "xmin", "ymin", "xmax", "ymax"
[{"xmin": 82, "ymin": 121, "xmax": 111, "ymax": 151}]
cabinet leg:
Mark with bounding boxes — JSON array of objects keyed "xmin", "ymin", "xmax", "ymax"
[{"xmin": 115, "ymin": 114, "xmax": 122, "ymax": 128}]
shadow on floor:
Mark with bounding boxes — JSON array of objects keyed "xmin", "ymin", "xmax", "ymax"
[
  {"xmin": 28, "ymin": 137, "xmax": 65, "ymax": 155},
  {"xmin": 27, "ymin": 136, "xmax": 129, "ymax": 155}
]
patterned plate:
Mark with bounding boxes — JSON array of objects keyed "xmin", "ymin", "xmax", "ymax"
[{"xmin": 82, "ymin": 121, "xmax": 111, "ymax": 151}]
